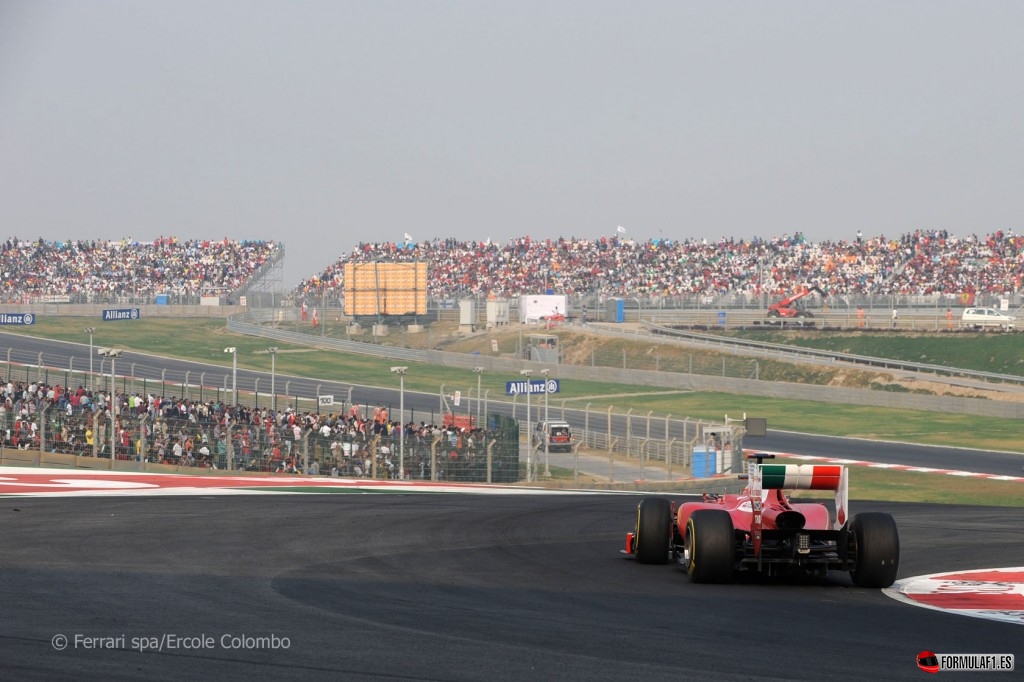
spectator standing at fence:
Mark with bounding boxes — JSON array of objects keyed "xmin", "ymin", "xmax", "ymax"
[{"xmin": 119, "ymin": 425, "xmax": 132, "ymax": 459}]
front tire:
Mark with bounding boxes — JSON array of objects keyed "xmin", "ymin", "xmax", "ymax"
[
  {"xmin": 849, "ymin": 512, "xmax": 900, "ymax": 588},
  {"xmin": 634, "ymin": 498, "xmax": 671, "ymax": 564},
  {"xmin": 685, "ymin": 510, "xmax": 734, "ymax": 583}
]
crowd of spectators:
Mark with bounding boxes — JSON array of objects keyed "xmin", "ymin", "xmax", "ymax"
[
  {"xmin": 2, "ymin": 378, "xmax": 502, "ymax": 481},
  {"xmin": 294, "ymin": 229, "xmax": 1024, "ymax": 301},
  {"xmin": 2, "ymin": 230, "xmax": 1018, "ymax": 304},
  {"xmin": 0, "ymin": 236, "xmax": 279, "ymax": 302}
]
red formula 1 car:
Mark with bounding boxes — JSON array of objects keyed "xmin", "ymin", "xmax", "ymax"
[{"xmin": 622, "ymin": 454, "xmax": 900, "ymax": 587}]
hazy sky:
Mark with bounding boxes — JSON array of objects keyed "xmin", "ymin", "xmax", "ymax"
[{"xmin": 2, "ymin": 1, "xmax": 1022, "ymax": 287}]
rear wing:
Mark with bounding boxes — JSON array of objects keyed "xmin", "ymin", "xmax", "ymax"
[{"xmin": 747, "ymin": 456, "xmax": 849, "ymax": 531}]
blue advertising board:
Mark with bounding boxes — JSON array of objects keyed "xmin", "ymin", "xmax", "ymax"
[
  {"xmin": 505, "ymin": 378, "xmax": 560, "ymax": 396},
  {"xmin": 102, "ymin": 308, "xmax": 140, "ymax": 321},
  {"xmin": 0, "ymin": 313, "xmax": 35, "ymax": 325}
]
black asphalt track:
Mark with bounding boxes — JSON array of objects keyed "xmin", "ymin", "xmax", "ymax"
[{"xmin": 1, "ymin": 494, "xmax": 1021, "ymax": 681}]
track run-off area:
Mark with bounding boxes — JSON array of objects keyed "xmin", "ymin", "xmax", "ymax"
[{"xmin": 0, "ymin": 467, "xmax": 608, "ymax": 497}]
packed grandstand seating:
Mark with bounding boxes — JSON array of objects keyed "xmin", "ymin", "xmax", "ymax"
[
  {"xmin": 0, "ymin": 230, "xmax": 1020, "ymax": 303},
  {"xmin": 294, "ymin": 230, "xmax": 1024, "ymax": 300},
  {"xmin": 0, "ymin": 237, "xmax": 279, "ymax": 302}
]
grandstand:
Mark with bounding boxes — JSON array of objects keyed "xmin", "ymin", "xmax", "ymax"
[
  {"xmin": 292, "ymin": 230, "xmax": 1023, "ymax": 314},
  {"xmin": 0, "ymin": 230, "xmax": 1021, "ymax": 316},
  {"xmin": 0, "ymin": 237, "xmax": 281, "ymax": 305}
]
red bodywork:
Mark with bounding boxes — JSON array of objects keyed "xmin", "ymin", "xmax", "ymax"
[{"xmin": 677, "ymin": 488, "xmax": 832, "ymax": 538}]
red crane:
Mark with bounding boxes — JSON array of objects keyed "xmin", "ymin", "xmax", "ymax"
[{"xmin": 767, "ymin": 285, "xmax": 827, "ymax": 318}]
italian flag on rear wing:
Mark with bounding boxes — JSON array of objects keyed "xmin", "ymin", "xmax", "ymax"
[
  {"xmin": 761, "ymin": 464, "xmax": 841, "ymax": 489},
  {"xmin": 760, "ymin": 464, "xmax": 849, "ymax": 531}
]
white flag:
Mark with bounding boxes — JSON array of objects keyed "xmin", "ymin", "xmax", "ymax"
[
  {"xmin": 404, "ymin": 232, "xmax": 412, "ymax": 241},
  {"xmin": 616, "ymin": 225, "xmax": 626, "ymax": 233}
]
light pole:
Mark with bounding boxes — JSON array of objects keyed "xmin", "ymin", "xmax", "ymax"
[
  {"xmin": 84, "ymin": 328, "xmax": 96, "ymax": 391},
  {"xmin": 97, "ymin": 348, "xmax": 123, "ymax": 459},
  {"xmin": 540, "ymin": 368, "xmax": 551, "ymax": 477},
  {"xmin": 224, "ymin": 347, "xmax": 237, "ymax": 406},
  {"xmin": 520, "ymin": 369, "xmax": 533, "ymax": 481},
  {"xmin": 472, "ymin": 367, "xmax": 484, "ymax": 427},
  {"xmin": 267, "ymin": 347, "xmax": 278, "ymax": 412},
  {"xmin": 391, "ymin": 366, "xmax": 407, "ymax": 480}
]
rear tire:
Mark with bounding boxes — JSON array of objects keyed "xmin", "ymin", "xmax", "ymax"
[
  {"xmin": 634, "ymin": 498, "xmax": 672, "ymax": 564},
  {"xmin": 849, "ymin": 512, "xmax": 900, "ymax": 588},
  {"xmin": 685, "ymin": 510, "xmax": 734, "ymax": 583}
]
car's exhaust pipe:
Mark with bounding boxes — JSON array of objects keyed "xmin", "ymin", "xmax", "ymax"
[{"xmin": 763, "ymin": 508, "xmax": 806, "ymax": 531}]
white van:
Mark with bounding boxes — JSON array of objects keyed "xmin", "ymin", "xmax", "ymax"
[
  {"xmin": 961, "ymin": 307, "xmax": 1016, "ymax": 330},
  {"xmin": 532, "ymin": 421, "xmax": 573, "ymax": 452}
]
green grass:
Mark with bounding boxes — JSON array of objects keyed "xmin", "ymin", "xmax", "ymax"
[{"xmin": 729, "ymin": 329, "xmax": 1024, "ymax": 376}]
